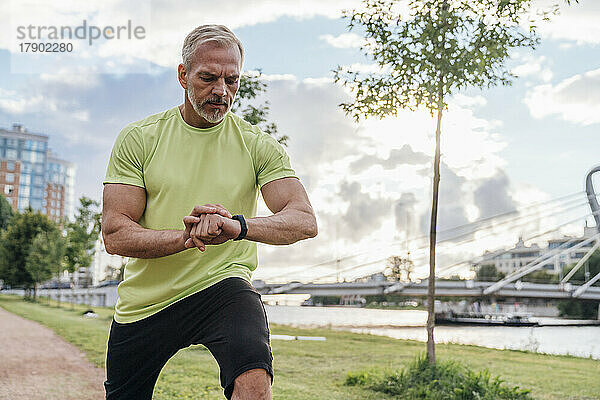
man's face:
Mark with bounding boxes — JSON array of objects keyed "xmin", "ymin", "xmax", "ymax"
[{"xmin": 184, "ymin": 41, "xmax": 241, "ymax": 125}]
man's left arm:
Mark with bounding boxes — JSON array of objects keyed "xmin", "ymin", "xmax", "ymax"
[
  {"xmin": 187, "ymin": 177, "xmax": 317, "ymax": 247},
  {"xmin": 245, "ymin": 177, "xmax": 317, "ymax": 245}
]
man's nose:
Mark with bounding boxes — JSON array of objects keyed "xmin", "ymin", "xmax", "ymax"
[{"xmin": 212, "ymin": 79, "xmax": 227, "ymax": 97}]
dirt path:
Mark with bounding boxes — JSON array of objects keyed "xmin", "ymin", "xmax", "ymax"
[{"xmin": 0, "ymin": 306, "xmax": 106, "ymax": 400}]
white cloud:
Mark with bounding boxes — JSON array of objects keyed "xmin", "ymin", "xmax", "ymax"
[
  {"xmin": 511, "ymin": 55, "xmax": 553, "ymax": 83},
  {"xmin": 40, "ymin": 72, "xmax": 100, "ymax": 88},
  {"xmin": 452, "ymin": 94, "xmax": 487, "ymax": 108},
  {"xmin": 0, "ymin": 89, "xmax": 48, "ymax": 114},
  {"xmin": 302, "ymin": 77, "xmax": 334, "ymax": 86},
  {"xmin": 339, "ymin": 63, "xmax": 390, "ymax": 75},
  {"xmin": 354, "ymin": 99, "xmax": 506, "ymax": 177},
  {"xmin": 524, "ymin": 68, "xmax": 600, "ymax": 125},
  {"xmin": 319, "ymin": 33, "xmax": 364, "ymax": 48},
  {"xmin": 535, "ymin": 0, "xmax": 600, "ymax": 45},
  {"xmin": 72, "ymin": 110, "xmax": 90, "ymax": 122},
  {"xmin": 259, "ymin": 73, "xmax": 297, "ymax": 82}
]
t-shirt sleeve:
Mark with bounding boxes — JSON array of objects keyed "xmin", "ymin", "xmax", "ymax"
[
  {"xmin": 252, "ymin": 132, "xmax": 298, "ymax": 188},
  {"xmin": 103, "ymin": 126, "xmax": 146, "ymax": 188}
]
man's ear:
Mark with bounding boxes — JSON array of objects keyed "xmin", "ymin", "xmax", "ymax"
[{"xmin": 178, "ymin": 64, "xmax": 188, "ymax": 90}]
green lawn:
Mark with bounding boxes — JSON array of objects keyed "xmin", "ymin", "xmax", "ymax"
[{"xmin": 1, "ymin": 294, "xmax": 598, "ymax": 400}]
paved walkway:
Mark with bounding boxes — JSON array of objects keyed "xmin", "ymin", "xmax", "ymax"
[{"xmin": 0, "ymin": 307, "xmax": 106, "ymax": 399}]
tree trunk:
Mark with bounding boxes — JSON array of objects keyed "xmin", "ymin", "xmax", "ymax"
[{"xmin": 426, "ymin": 103, "xmax": 443, "ymax": 364}]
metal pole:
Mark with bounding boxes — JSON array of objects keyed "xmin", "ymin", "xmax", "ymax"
[
  {"xmin": 573, "ymin": 270, "xmax": 600, "ymax": 298},
  {"xmin": 561, "ymin": 241, "xmax": 600, "ymax": 283},
  {"xmin": 585, "ymin": 165, "xmax": 600, "ymax": 232}
]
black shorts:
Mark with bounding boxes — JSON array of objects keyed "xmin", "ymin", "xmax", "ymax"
[{"xmin": 104, "ymin": 277, "xmax": 273, "ymax": 400}]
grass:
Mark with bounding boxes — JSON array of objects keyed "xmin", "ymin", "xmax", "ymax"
[{"xmin": 0, "ymin": 294, "xmax": 599, "ymax": 400}]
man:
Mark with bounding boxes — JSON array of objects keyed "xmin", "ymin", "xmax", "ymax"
[{"xmin": 101, "ymin": 24, "xmax": 317, "ymax": 400}]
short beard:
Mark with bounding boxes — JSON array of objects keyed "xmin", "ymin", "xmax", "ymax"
[{"xmin": 187, "ymin": 85, "xmax": 229, "ymax": 124}]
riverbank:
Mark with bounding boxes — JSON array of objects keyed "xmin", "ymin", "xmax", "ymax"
[{"xmin": 0, "ymin": 295, "xmax": 598, "ymax": 400}]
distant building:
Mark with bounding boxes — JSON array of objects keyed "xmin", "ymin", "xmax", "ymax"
[
  {"xmin": 46, "ymin": 151, "xmax": 76, "ymax": 222},
  {"xmin": 0, "ymin": 124, "xmax": 75, "ymax": 222},
  {"xmin": 91, "ymin": 237, "xmax": 128, "ymax": 287},
  {"xmin": 545, "ymin": 225, "xmax": 598, "ymax": 274},
  {"xmin": 478, "ymin": 237, "xmax": 542, "ymax": 276},
  {"xmin": 475, "ymin": 226, "xmax": 598, "ymax": 275},
  {"xmin": 354, "ymin": 272, "xmax": 388, "ymax": 283}
]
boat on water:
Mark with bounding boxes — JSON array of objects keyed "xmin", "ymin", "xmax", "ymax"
[{"xmin": 436, "ymin": 311, "xmax": 539, "ymax": 327}]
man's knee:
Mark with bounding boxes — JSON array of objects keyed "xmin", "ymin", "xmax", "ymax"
[{"xmin": 231, "ymin": 368, "xmax": 272, "ymax": 400}]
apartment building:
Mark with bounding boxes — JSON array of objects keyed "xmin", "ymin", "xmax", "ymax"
[
  {"xmin": 0, "ymin": 124, "xmax": 75, "ymax": 221},
  {"xmin": 475, "ymin": 225, "xmax": 598, "ymax": 276}
]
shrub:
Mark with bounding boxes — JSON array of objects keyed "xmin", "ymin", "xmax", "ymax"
[{"xmin": 345, "ymin": 354, "xmax": 532, "ymax": 399}]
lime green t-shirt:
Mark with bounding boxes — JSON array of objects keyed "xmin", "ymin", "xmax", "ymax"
[{"xmin": 103, "ymin": 106, "xmax": 297, "ymax": 323}]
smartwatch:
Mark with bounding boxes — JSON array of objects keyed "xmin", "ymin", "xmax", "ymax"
[{"xmin": 231, "ymin": 214, "xmax": 247, "ymax": 241}]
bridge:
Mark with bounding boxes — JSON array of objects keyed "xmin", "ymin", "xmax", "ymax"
[{"xmin": 253, "ymin": 279, "xmax": 600, "ymax": 300}]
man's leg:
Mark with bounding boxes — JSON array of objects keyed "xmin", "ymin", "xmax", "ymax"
[
  {"xmin": 231, "ymin": 368, "xmax": 272, "ymax": 400},
  {"xmin": 104, "ymin": 315, "xmax": 182, "ymax": 399},
  {"xmin": 184, "ymin": 277, "xmax": 274, "ymax": 400}
]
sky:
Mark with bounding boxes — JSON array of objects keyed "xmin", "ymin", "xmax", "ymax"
[{"xmin": 1, "ymin": 0, "xmax": 599, "ymax": 282}]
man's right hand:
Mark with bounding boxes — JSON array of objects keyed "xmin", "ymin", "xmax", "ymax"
[
  {"xmin": 182, "ymin": 204, "xmax": 232, "ymax": 251},
  {"xmin": 187, "ymin": 213, "xmax": 241, "ymax": 248}
]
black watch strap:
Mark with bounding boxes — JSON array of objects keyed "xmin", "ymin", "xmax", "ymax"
[{"xmin": 232, "ymin": 214, "xmax": 247, "ymax": 241}]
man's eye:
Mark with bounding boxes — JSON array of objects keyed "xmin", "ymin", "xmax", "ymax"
[
  {"xmin": 226, "ymin": 79, "xmax": 238, "ymax": 85},
  {"xmin": 200, "ymin": 77, "xmax": 213, "ymax": 82}
]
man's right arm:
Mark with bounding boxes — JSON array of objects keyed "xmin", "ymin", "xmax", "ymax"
[{"xmin": 101, "ymin": 183, "xmax": 223, "ymax": 258}]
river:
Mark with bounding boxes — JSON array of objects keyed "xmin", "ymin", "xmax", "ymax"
[{"xmin": 264, "ymin": 305, "xmax": 600, "ymax": 360}]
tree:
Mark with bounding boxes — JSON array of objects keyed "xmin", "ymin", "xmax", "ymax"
[
  {"xmin": 64, "ymin": 197, "xmax": 101, "ymax": 288},
  {"xmin": 557, "ymin": 299, "xmax": 598, "ymax": 319},
  {"xmin": 520, "ymin": 269, "xmax": 557, "ymax": 283},
  {"xmin": 475, "ymin": 264, "xmax": 505, "ymax": 281},
  {"xmin": 0, "ymin": 195, "xmax": 12, "ymax": 289},
  {"xmin": 386, "ymin": 255, "xmax": 414, "ymax": 282},
  {"xmin": 558, "ymin": 250, "xmax": 600, "ymax": 318},
  {"xmin": 334, "ymin": 0, "xmax": 559, "ymax": 363},
  {"xmin": 25, "ymin": 229, "xmax": 65, "ymax": 300},
  {"xmin": 234, "ymin": 70, "xmax": 289, "ymax": 146},
  {"xmin": 0, "ymin": 208, "xmax": 58, "ymax": 295},
  {"xmin": 562, "ymin": 250, "xmax": 600, "ymax": 285},
  {"xmin": 0, "ymin": 194, "xmax": 13, "ymax": 231}
]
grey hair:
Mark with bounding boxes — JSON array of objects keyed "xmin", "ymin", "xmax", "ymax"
[{"xmin": 181, "ymin": 25, "xmax": 244, "ymax": 70}]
